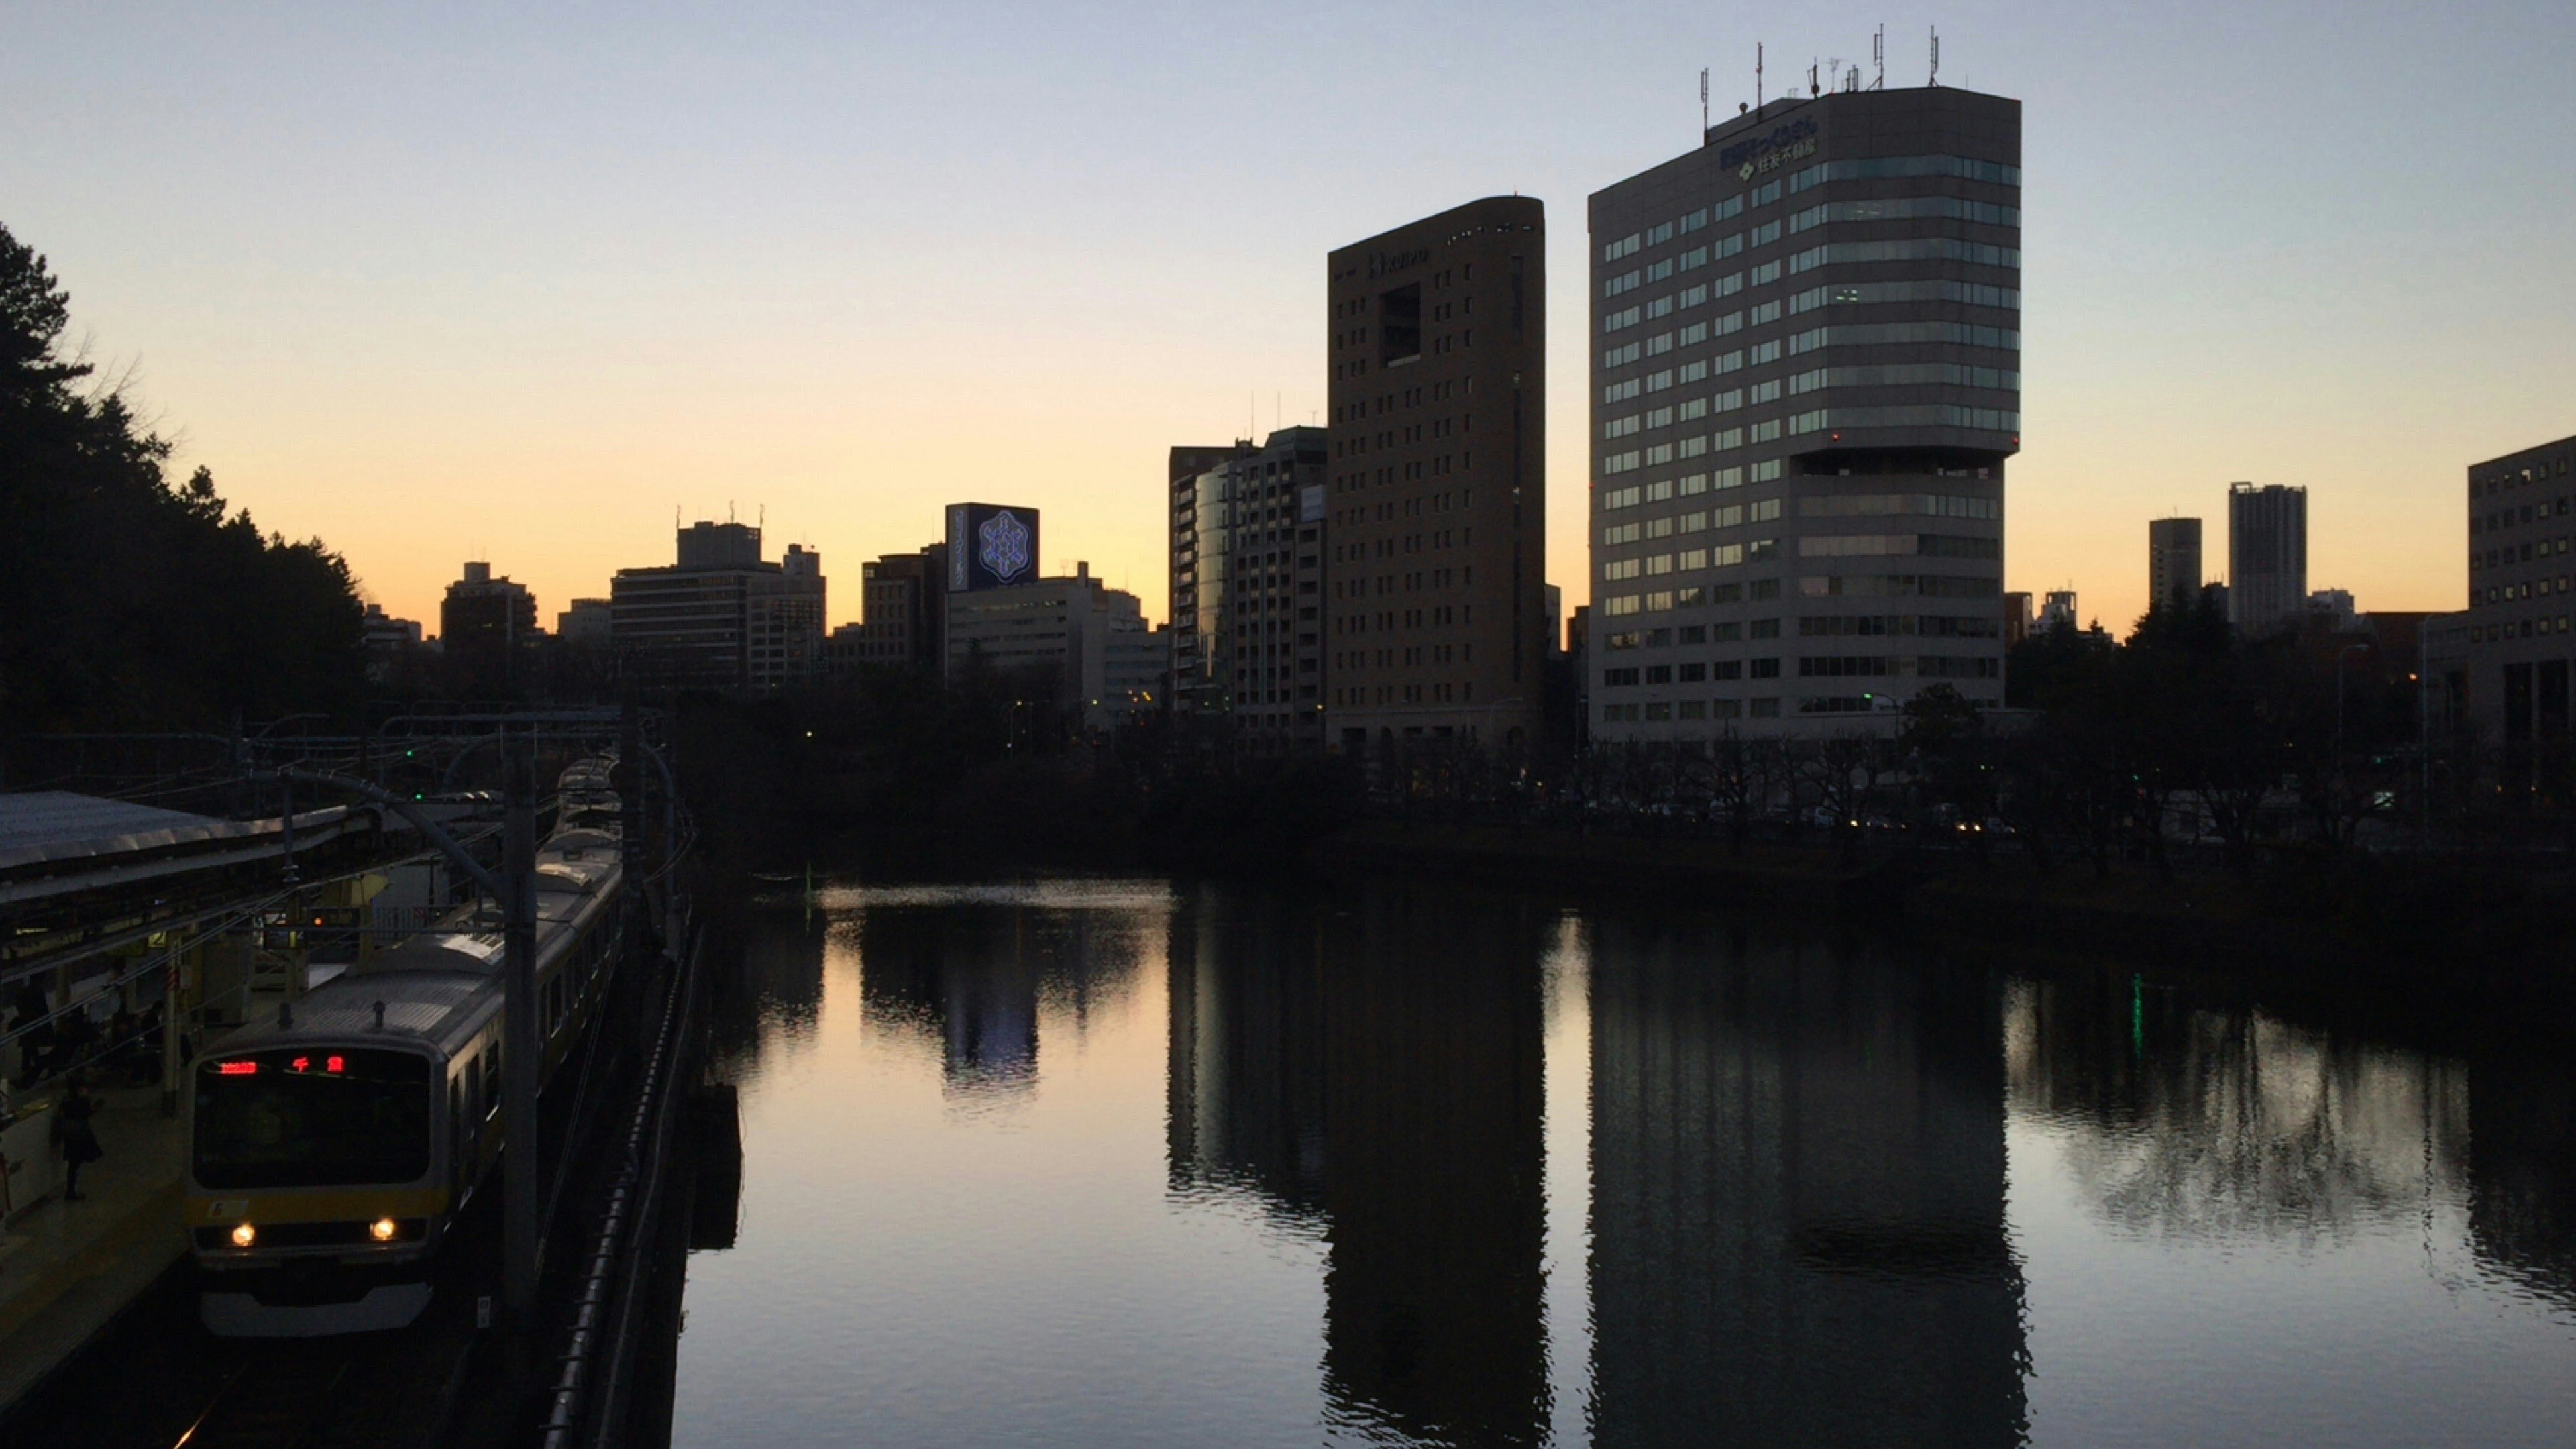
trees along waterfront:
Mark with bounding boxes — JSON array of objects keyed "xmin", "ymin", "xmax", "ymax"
[{"xmin": 0, "ymin": 220, "xmax": 367, "ymax": 735}]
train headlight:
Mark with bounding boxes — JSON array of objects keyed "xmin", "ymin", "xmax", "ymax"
[
  {"xmin": 370, "ymin": 1218, "xmax": 399, "ymax": 1243},
  {"xmin": 231, "ymin": 1222, "xmax": 256, "ymax": 1248}
]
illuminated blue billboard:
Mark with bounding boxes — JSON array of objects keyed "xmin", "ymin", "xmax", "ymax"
[{"xmin": 945, "ymin": 503, "xmax": 1041, "ymax": 592}]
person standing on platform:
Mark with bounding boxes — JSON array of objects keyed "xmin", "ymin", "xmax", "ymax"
[{"xmin": 56, "ymin": 1077, "xmax": 101, "ymax": 1203}]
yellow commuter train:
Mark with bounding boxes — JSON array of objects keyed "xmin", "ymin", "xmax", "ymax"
[{"xmin": 184, "ymin": 759, "xmax": 627, "ymax": 1335}]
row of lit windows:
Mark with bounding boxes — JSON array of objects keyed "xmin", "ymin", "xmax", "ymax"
[
  {"xmin": 1601, "ymin": 698, "xmax": 1782, "ymax": 722},
  {"xmin": 1788, "ymin": 321, "xmax": 2018, "ymax": 354},
  {"xmin": 2469, "ymin": 617, "xmax": 2572, "ymax": 642},
  {"xmin": 2479, "ymin": 577, "xmax": 2571, "ymax": 606},
  {"xmin": 1799, "ymin": 574, "xmax": 2001, "ymax": 598},
  {"xmin": 1603, "ymin": 236, "xmax": 1750, "ymax": 297},
  {"xmin": 1790, "ymin": 278, "xmax": 2019, "ymax": 313},
  {"xmin": 1601, "ymin": 498, "xmax": 1784, "ymax": 547},
  {"xmin": 1788, "ymin": 404, "xmax": 2020, "ymax": 436},
  {"xmin": 1603, "ymin": 539, "xmax": 1782, "ymax": 588},
  {"xmin": 1603, "ymin": 617, "xmax": 1779, "ymax": 649},
  {"xmin": 1599, "ymin": 462, "xmax": 1786, "ymax": 511},
  {"xmin": 1788, "ymin": 364, "xmax": 2017, "ymax": 395},
  {"xmin": 1794, "ymin": 533, "xmax": 2000, "ymax": 559},
  {"xmin": 1600, "ymin": 189, "xmax": 1762, "ymax": 263},
  {"xmin": 2473, "ymin": 498, "xmax": 2571, "ymax": 534},
  {"xmin": 1788, "ymin": 195, "xmax": 2018, "ymax": 232},
  {"xmin": 1792, "ymin": 239, "xmax": 2018, "ymax": 280},
  {"xmin": 1604, "ymin": 354, "xmax": 1727, "ymax": 402},
  {"xmin": 1333, "ymin": 682, "xmax": 1475, "ymax": 706},
  {"xmin": 2469, "ymin": 456, "xmax": 2571, "ymax": 495},
  {"xmin": 1798, "ymin": 493, "xmax": 1998, "ymax": 521},
  {"xmin": 1786, "ymin": 154, "xmax": 2021, "ymax": 192},
  {"xmin": 1607, "ymin": 382, "xmax": 1791, "ymax": 439},
  {"xmin": 1604, "ymin": 580, "xmax": 1790, "ymax": 616},
  {"xmin": 1607, "ymin": 655, "xmax": 1998, "ymax": 686},
  {"xmin": 2475, "ymin": 539, "xmax": 2569, "ymax": 570}
]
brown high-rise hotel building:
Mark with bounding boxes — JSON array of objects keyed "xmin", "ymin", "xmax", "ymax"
[{"xmin": 1325, "ymin": 197, "xmax": 1548, "ymax": 754}]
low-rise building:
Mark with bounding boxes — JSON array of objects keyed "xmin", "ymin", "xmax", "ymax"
[
  {"xmin": 943, "ymin": 564, "xmax": 1154, "ymax": 730},
  {"xmin": 441, "ymin": 561, "xmax": 538, "ymax": 698}
]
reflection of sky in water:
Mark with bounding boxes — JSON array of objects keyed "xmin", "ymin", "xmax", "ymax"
[{"xmin": 675, "ymin": 879, "xmax": 2576, "ymax": 1449}]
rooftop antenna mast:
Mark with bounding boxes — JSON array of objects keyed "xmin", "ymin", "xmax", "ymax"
[
  {"xmin": 1873, "ymin": 25, "xmax": 1885, "ymax": 89},
  {"xmin": 1809, "ymin": 60, "xmax": 1820, "ymax": 97},
  {"xmin": 1929, "ymin": 26, "xmax": 1940, "ymax": 87},
  {"xmin": 1699, "ymin": 68, "xmax": 1709, "ymax": 135},
  {"xmin": 1756, "ymin": 42, "xmax": 1763, "ymax": 109}
]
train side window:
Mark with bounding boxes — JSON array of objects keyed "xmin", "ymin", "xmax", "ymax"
[
  {"xmin": 486, "ymin": 1044, "xmax": 502, "ymax": 1117},
  {"xmin": 450, "ymin": 1079, "xmax": 464, "ymax": 1180}
]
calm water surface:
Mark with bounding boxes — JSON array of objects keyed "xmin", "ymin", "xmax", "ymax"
[{"xmin": 671, "ymin": 878, "xmax": 2576, "ymax": 1448}]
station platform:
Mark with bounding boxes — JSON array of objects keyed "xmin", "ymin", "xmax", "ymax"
[{"xmin": 0, "ymin": 1078, "xmax": 186, "ymax": 1413}]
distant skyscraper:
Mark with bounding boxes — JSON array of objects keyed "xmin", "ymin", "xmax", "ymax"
[
  {"xmin": 1587, "ymin": 85, "xmax": 2019, "ymax": 737},
  {"xmin": 1325, "ymin": 195, "xmax": 1548, "ymax": 754},
  {"xmin": 2226, "ymin": 483, "xmax": 2308, "ymax": 637},
  {"xmin": 2149, "ymin": 517, "xmax": 2203, "ymax": 614}
]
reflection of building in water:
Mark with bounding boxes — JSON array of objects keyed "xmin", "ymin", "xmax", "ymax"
[
  {"xmin": 2466, "ymin": 1042, "xmax": 2575, "ymax": 1306},
  {"xmin": 2006, "ymin": 977, "xmax": 2470, "ymax": 1241},
  {"xmin": 706, "ymin": 900, "xmax": 828, "ymax": 1079},
  {"xmin": 853, "ymin": 898, "xmax": 1150, "ymax": 1104},
  {"xmin": 1589, "ymin": 927, "xmax": 2027, "ymax": 1448},
  {"xmin": 1317, "ymin": 891, "xmax": 1550, "ymax": 1448},
  {"xmin": 1163, "ymin": 888, "xmax": 1326, "ymax": 1220},
  {"xmin": 1161, "ymin": 883, "xmax": 1551, "ymax": 1446},
  {"xmin": 858, "ymin": 908, "xmax": 1042, "ymax": 1101}
]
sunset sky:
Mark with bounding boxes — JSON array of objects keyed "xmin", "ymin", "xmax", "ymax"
[{"xmin": 5, "ymin": 1, "xmax": 2571, "ymax": 637}]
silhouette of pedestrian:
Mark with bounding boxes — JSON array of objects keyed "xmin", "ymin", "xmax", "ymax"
[{"xmin": 56, "ymin": 1077, "xmax": 101, "ymax": 1202}]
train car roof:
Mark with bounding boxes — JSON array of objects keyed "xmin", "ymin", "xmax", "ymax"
[{"xmin": 203, "ymin": 969, "xmax": 498, "ymax": 1057}]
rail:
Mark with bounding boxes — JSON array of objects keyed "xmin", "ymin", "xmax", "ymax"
[{"xmin": 540, "ymin": 907, "xmax": 698, "ymax": 1449}]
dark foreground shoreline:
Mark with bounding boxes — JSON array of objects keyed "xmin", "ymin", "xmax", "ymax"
[{"xmin": 1299, "ymin": 818, "xmax": 2573, "ymax": 1000}]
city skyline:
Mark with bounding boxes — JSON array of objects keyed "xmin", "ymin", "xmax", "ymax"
[{"xmin": 4, "ymin": 3, "xmax": 2570, "ymax": 637}]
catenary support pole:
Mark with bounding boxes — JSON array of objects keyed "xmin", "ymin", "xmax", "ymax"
[{"xmin": 503, "ymin": 725, "xmax": 541, "ymax": 1330}]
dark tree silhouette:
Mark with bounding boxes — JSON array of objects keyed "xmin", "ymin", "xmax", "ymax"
[{"xmin": 0, "ymin": 221, "xmax": 366, "ymax": 734}]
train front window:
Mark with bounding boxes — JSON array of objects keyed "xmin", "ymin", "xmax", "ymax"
[{"xmin": 193, "ymin": 1049, "xmax": 432, "ymax": 1189}]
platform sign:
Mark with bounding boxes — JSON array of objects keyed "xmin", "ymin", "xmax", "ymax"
[{"xmin": 945, "ymin": 504, "xmax": 1041, "ymax": 592}]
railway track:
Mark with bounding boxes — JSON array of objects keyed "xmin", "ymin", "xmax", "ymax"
[{"xmin": 170, "ymin": 1346, "xmax": 358, "ymax": 1449}]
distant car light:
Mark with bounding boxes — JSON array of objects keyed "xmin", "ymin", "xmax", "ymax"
[
  {"xmin": 370, "ymin": 1218, "xmax": 398, "ymax": 1242},
  {"xmin": 231, "ymin": 1222, "xmax": 257, "ymax": 1248}
]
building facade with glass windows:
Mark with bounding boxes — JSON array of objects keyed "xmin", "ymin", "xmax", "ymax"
[
  {"xmin": 2454, "ymin": 432, "xmax": 2576, "ymax": 747},
  {"xmin": 1324, "ymin": 195, "xmax": 1549, "ymax": 755},
  {"xmin": 1587, "ymin": 86, "xmax": 2019, "ymax": 737},
  {"xmin": 1168, "ymin": 428, "xmax": 1330, "ymax": 751}
]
